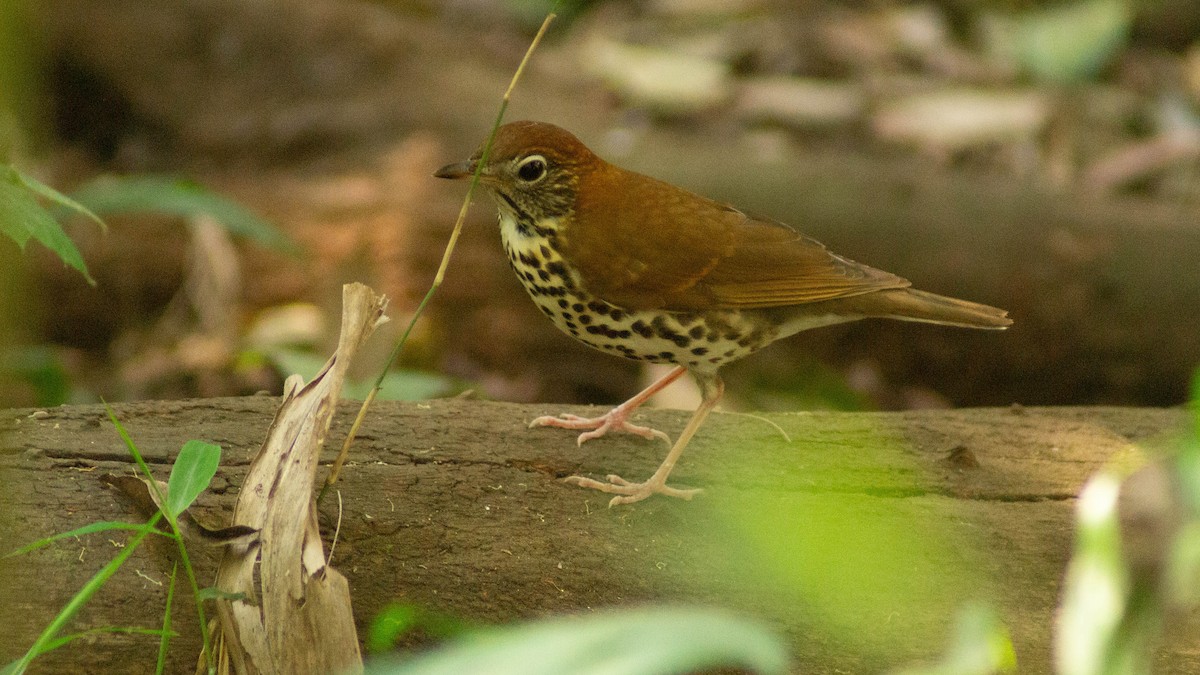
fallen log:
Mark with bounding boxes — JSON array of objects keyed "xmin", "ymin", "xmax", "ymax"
[{"xmin": 0, "ymin": 397, "xmax": 1194, "ymax": 673}]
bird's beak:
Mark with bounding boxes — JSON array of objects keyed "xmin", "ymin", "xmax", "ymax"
[{"xmin": 433, "ymin": 160, "xmax": 477, "ymax": 180}]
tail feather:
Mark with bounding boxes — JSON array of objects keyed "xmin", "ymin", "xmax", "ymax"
[{"xmin": 850, "ymin": 288, "xmax": 1012, "ymax": 329}]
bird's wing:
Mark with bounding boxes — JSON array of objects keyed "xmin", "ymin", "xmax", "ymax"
[{"xmin": 560, "ymin": 167, "xmax": 910, "ymax": 311}]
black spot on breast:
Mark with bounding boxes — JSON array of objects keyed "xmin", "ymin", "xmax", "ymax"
[
  {"xmin": 539, "ymin": 244, "xmax": 552, "ymax": 258},
  {"xmin": 609, "ymin": 309, "xmax": 625, "ymax": 321},
  {"xmin": 578, "ymin": 314, "xmax": 592, "ymax": 325},
  {"xmin": 650, "ymin": 316, "xmax": 672, "ymax": 338},
  {"xmin": 538, "ymin": 269, "xmax": 551, "ymax": 282},
  {"xmin": 539, "ymin": 306, "xmax": 553, "ymax": 316},
  {"xmin": 691, "ymin": 347, "xmax": 708, "ymax": 356},
  {"xmin": 688, "ymin": 325, "xmax": 705, "ymax": 339},
  {"xmin": 558, "ymin": 299, "xmax": 569, "ymax": 309},
  {"xmin": 631, "ymin": 320, "xmax": 654, "ymax": 338},
  {"xmin": 546, "ymin": 261, "xmax": 567, "ymax": 277},
  {"xmin": 572, "ymin": 303, "xmax": 585, "ymax": 313}
]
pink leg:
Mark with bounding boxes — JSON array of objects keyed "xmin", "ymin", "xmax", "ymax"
[
  {"xmin": 565, "ymin": 373, "xmax": 724, "ymax": 507},
  {"xmin": 529, "ymin": 366, "xmax": 687, "ymax": 446}
]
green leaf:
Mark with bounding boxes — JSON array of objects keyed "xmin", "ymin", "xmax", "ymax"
[
  {"xmin": 1, "ymin": 345, "xmax": 70, "ymax": 406},
  {"xmin": 1055, "ymin": 472, "xmax": 1127, "ymax": 675},
  {"xmin": 166, "ymin": 440, "xmax": 221, "ymax": 518},
  {"xmin": 1011, "ymin": 0, "xmax": 1131, "ymax": 84},
  {"xmin": 367, "ymin": 607, "xmax": 789, "ymax": 675},
  {"xmin": 1191, "ymin": 368, "xmax": 1200, "ymax": 446},
  {"xmin": 367, "ymin": 604, "xmax": 471, "ymax": 654},
  {"xmin": 13, "ymin": 169, "xmax": 105, "ymax": 230},
  {"xmin": 194, "ymin": 587, "xmax": 251, "ymax": 604},
  {"xmin": 0, "ymin": 165, "xmax": 96, "ymax": 285},
  {"xmin": 891, "ymin": 605, "xmax": 1016, "ymax": 675},
  {"xmin": 266, "ymin": 347, "xmax": 459, "ymax": 401},
  {"xmin": 67, "ymin": 175, "xmax": 299, "ymax": 254}
]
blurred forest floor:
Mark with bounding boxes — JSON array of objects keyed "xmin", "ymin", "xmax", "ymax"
[{"xmin": 5, "ymin": 0, "xmax": 1200, "ymax": 411}]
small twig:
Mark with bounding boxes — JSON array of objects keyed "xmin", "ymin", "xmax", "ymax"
[
  {"xmin": 328, "ymin": 490, "xmax": 344, "ymax": 566},
  {"xmin": 715, "ymin": 410, "xmax": 793, "ymax": 443},
  {"xmin": 320, "ymin": 11, "xmax": 558, "ymax": 501}
]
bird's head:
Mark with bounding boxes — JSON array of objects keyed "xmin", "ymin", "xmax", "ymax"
[{"xmin": 434, "ymin": 120, "xmax": 599, "ymax": 225}]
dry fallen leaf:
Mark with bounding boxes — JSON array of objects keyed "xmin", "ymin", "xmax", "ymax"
[{"xmin": 212, "ymin": 283, "xmax": 388, "ymax": 675}]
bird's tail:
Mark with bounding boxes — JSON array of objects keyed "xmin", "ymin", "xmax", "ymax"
[{"xmin": 854, "ymin": 288, "xmax": 1012, "ymax": 329}]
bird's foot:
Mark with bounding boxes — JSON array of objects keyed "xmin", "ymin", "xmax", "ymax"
[
  {"xmin": 530, "ymin": 409, "xmax": 671, "ymax": 446},
  {"xmin": 563, "ymin": 473, "xmax": 702, "ymax": 507}
]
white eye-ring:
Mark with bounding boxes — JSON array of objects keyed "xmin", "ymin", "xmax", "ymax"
[{"xmin": 515, "ymin": 154, "xmax": 548, "ymax": 183}]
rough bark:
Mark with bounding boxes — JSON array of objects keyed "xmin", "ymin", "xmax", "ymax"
[{"xmin": 1, "ymin": 397, "xmax": 1196, "ymax": 674}]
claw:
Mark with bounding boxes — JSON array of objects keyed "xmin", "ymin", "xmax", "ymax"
[
  {"xmin": 530, "ymin": 411, "xmax": 672, "ymax": 447},
  {"xmin": 563, "ymin": 473, "xmax": 702, "ymax": 506}
]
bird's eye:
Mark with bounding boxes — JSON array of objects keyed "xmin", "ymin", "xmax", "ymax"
[{"xmin": 516, "ymin": 155, "xmax": 548, "ymax": 183}]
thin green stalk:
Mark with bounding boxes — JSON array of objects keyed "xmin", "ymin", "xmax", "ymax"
[
  {"xmin": 321, "ymin": 10, "xmax": 558, "ymax": 500},
  {"xmin": 105, "ymin": 406, "xmax": 214, "ymax": 674},
  {"xmin": 156, "ymin": 563, "xmax": 178, "ymax": 675}
]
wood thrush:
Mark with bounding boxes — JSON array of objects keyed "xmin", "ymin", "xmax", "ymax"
[{"xmin": 436, "ymin": 121, "xmax": 1011, "ymax": 506}]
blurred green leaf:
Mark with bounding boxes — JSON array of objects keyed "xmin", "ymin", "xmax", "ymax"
[
  {"xmin": 1168, "ymin": 522, "xmax": 1200, "ymax": 606},
  {"xmin": 367, "ymin": 604, "xmax": 471, "ymax": 654},
  {"xmin": 15, "ymin": 169, "xmax": 105, "ymax": 229},
  {"xmin": 709, "ymin": 425, "xmax": 990, "ymax": 664},
  {"xmin": 67, "ymin": 175, "xmax": 298, "ymax": 254},
  {"xmin": 1055, "ymin": 471, "xmax": 1128, "ymax": 675},
  {"xmin": 0, "ymin": 165, "xmax": 97, "ymax": 285},
  {"xmin": 1168, "ymin": 368, "xmax": 1200, "ymax": 603},
  {"xmin": 366, "ymin": 607, "xmax": 789, "ymax": 675},
  {"xmin": 1011, "ymin": 0, "xmax": 1131, "ymax": 83},
  {"xmin": 892, "ymin": 605, "xmax": 1016, "ymax": 675},
  {"xmin": 266, "ymin": 347, "xmax": 459, "ymax": 401},
  {"xmin": 166, "ymin": 440, "xmax": 221, "ymax": 518},
  {"xmin": 194, "ymin": 587, "xmax": 250, "ymax": 604},
  {"xmin": 0, "ymin": 345, "xmax": 69, "ymax": 406},
  {"xmin": 1191, "ymin": 369, "xmax": 1200, "ymax": 449}
]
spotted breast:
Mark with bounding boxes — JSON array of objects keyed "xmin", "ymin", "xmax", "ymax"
[{"xmin": 498, "ymin": 211, "xmax": 793, "ymax": 375}]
